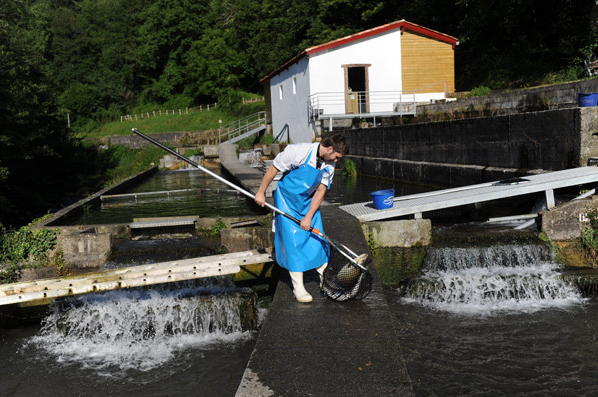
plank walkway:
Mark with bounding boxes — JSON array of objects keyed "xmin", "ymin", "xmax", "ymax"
[
  {"xmin": 340, "ymin": 166, "xmax": 598, "ymax": 222},
  {"xmin": 0, "ymin": 249, "xmax": 273, "ymax": 306}
]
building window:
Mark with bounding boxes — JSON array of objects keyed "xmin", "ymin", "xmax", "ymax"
[
  {"xmin": 279, "ymin": 85, "xmax": 283, "ymax": 100},
  {"xmin": 292, "ymin": 77, "xmax": 297, "ymax": 95}
]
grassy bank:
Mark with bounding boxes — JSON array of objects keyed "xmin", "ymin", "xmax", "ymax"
[{"xmin": 78, "ymin": 101, "xmax": 265, "ymax": 139}]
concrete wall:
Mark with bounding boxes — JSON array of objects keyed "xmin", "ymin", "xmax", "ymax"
[
  {"xmin": 420, "ymin": 79, "xmax": 598, "ymax": 116},
  {"xmin": 541, "ymin": 196, "xmax": 598, "ymax": 241},
  {"xmin": 57, "ymin": 224, "xmax": 127, "ymax": 269},
  {"xmin": 339, "ymin": 107, "xmax": 598, "ymax": 186},
  {"xmin": 110, "ymin": 130, "xmax": 219, "ymax": 149},
  {"xmin": 270, "ymin": 57, "xmax": 311, "ymax": 143}
]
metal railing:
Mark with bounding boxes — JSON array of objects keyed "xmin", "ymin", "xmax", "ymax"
[
  {"xmin": 308, "ymin": 81, "xmax": 448, "ymax": 120},
  {"xmin": 218, "ymin": 111, "xmax": 266, "ymax": 144}
]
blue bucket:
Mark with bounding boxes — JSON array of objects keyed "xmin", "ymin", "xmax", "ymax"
[
  {"xmin": 370, "ymin": 189, "xmax": 394, "ymax": 210},
  {"xmin": 578, "ymin": 93, "xmax": 598, "ymax": 107}
]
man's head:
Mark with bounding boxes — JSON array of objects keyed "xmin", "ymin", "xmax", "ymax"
[{"xmin": 320, "ymin": 134, "xmax": 347, "ymax": 162}]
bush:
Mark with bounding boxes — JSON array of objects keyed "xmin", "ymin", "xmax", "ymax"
[
  {"xmin": 0, "ymin": 215, "xmax": 63, "ymax": 283},
  {"xmin": 581, "ymin": 209, "xmax": 598, "ymax": 263},
  {"xmin": 467, "ymin": 85, "xmax": 492, "ymax": 97}
]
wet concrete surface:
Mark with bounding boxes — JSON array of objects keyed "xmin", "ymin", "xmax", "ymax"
[{"xmin": 235, "ymin": 205, "xmax": 414, "ymax": 396}]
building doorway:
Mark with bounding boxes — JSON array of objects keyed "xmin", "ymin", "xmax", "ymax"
[{"xmin": 344, "ymin": 64, "xmax": 370, "ymax": 114}]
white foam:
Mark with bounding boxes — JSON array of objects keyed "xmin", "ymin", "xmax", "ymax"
[
  {"xmin": 26, "ymin": 288, "xmax": 253, "ymax": 373},
  {"xmin": 402, "ymin": 245, "xmax": 586, "ymax": 315}
]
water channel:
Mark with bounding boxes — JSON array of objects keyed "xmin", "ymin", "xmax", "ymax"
[{"xmin": 2, "ymin": 157, "xmax": 597, "ymax": 396}]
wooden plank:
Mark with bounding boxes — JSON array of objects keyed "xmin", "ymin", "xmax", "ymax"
[
  {"xmin": 0, "ymin": 265, "xmax": 242, "ymax": 306},
  {"xmin": 0, "ymin": 249, "xmax": 274, "ymax": 306},
  {"xmin": 401, "ymin": 30, "xmax": 455, "ymax": 93}
]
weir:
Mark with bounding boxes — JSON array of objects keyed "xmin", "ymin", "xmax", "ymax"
[
  {"xmin": 402, "ymin": 242, "xmax": 584, "ymax": 315},
  {"xmin": 0, "ymin": 249, "xmax": 273, "ymax": 306}
]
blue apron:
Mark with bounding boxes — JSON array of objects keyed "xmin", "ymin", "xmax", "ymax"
[{"xmin": 273, "ymin": 149, "xmax": 331, "ymax": 272}]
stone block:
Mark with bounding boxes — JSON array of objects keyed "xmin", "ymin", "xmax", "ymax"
[
  {"xmin": 58, "ymin": 227, "xmax": 112, "ymax": 268},
  {"xmin": 541, "ymin": 196, "xmax": 598, "ymax": 241},
  {"xmin": 271, "ymin": 144, "xmax": 281, "ymax": 156},
  {"xmin": 220, "ymin": 227, "xmax": 274, "ymax": 252},
  {"xmin": 203, "ymin": 145, "xmax": 219, "ymax": 158},
  {"xmin": 361, "ymin": 219, "xmax": 432, "ymax": 248}
]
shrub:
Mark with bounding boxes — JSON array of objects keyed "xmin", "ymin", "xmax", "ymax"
[{"xmin": 0, "ymin": 215, "xmax": 65, "ymax": 283}]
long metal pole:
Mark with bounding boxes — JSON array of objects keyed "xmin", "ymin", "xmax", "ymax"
[{"xmin": 131, "ymin": 128, "xmax": 366, "ymax": 270}]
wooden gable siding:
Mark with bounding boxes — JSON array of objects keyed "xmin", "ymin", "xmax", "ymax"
[{"xmin": 401, "ymin": 30, "xmax": 455, "ymax": 93}]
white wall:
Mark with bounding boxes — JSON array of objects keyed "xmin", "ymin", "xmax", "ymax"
[
  {"xmin": 269, "ymin": 57, "xmax": 312, "ymax": 143},
  {"xmin": 308, "ymin": 29, "xmax": 404, "ymax": 114}
]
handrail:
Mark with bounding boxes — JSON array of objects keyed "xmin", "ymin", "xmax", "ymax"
[
  {"xmin": 307, "ymin": 81, "xmax": 448, "ymax": 120},
  {"xmin": 273, "ymin": 123, "xmax": 289, "ymax": 143},
  {"xmin": 218, "ymin": 111, "xmax": 266, "ymax": 144}
]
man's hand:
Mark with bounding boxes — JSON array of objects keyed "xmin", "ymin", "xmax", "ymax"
[
  {"xmin": 300, "ymin": 215, "xmax": 312, "ymax": 231},
  {"xmin": 254, "ymin": 191, "xmax": 266, "ymax": 207}
]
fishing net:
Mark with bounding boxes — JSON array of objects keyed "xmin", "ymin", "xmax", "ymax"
[{"xmin": 321, "ymin": 253, "xmax": 372, "ymax": 301}]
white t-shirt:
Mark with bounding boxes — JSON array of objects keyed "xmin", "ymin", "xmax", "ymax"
[{"xmin": 272, "ymin": 142, "xmax": 336, "ymax": 188}]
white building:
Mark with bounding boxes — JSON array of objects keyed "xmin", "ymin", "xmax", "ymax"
[{"xmin": 260, "ymin": 20, "xmax": 458, "ymax": 143}]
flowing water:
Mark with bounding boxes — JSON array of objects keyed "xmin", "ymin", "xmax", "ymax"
[
  {"xmin": 0, "ymin": 281, "xmax": 263, "ymax": 397},
  {"xmin": 3, "ymin": 163, "xmax": 597, "ymax": 395},
  {"xmin": 389, "ymin": 238, "xmax": 598, "ymax": 396}
]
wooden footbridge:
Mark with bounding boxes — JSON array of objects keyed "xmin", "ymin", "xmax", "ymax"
[
  {"xmin": 340, "ymin": 167, "xmax": 598, "ymax": 222},
  {"xmin": 0, "ymin": 249, "xmax": 273, "ymax": 306}
]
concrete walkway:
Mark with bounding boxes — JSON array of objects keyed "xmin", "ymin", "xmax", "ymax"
[
  {"xmin": 217, "ymin": 147, "xmax": 414, "ymax": 396},
  {"xmin": 236, "ymin": 205, "xmax": 414, "ymax": 396}
]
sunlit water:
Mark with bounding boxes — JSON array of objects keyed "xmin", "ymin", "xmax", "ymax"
[
  {"xmin": 64, "ymin": 167, "xmax": 267, "ymax": 225},
  {"xmin": 390, "ymin": 241, "xmax": 597, "ymax": 395},
  {"xmin": 402, "ymin": 244, "xmax": 585, "ymax": 315},
  {"xmin": 1, "ymin": 281, "xmax": 263, "ymax": 397}
]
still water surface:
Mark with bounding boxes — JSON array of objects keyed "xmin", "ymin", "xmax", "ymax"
[{"xmin": 390, "ymin": 295, "xmax": 598, "ymax": 396}]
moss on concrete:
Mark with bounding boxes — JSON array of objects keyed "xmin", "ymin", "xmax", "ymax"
[{"xmin": 372, "ymin": 246, "xmax": 427, "ymax": 287}]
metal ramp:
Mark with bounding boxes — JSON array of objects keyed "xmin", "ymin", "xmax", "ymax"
[
  {"xmin": 129, "ymin": 216, "xmax": 199, "ymax": 230},
  {"xmin": 340, "ymin": 167, "xmax": 598, "ymax": 222},
  {"xmin": 225, "ymin": 125, "xmax": 266, "ymax": 144},
  {"xmin": 0, "ymin": 249, "xmax": 274, "ymax": 306},
  {"xmin": 218, "ymin": 111, "xmax": 266, "ymax": 144}
]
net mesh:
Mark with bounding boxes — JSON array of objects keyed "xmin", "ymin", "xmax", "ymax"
[{"xmin": 321, "ymin": 253, "xmax": 372, "ymax": 301}]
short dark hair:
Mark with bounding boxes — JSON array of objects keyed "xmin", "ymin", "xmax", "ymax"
[{"xmin": 321, "ymin": 134, "xmax": 348, "ymax": 155}]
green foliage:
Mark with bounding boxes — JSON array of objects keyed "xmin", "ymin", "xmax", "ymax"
[
  {"xmin": 102, "ymin": 145, "xmax": 164, "ymax": 186},
  {"xmin": 367, "ymin": 232, "xmax": 378, "ymax": 254},
  {"xmin": 581, "ymin": 209, "xmax": 598, "ymax": 258},
  {"xmin": 342, "ymin": 158, "xmax": 357, "ymax": 177},
  {"xmin": 0, "ymin": 215, "xmax": 64, "ymax": 283},
  {"xmin": 467, "ymin": 86, "xmax": 492, "ymax": 97},
  {"xmin": 206, "ymin": 216, "xmax": 227, "ymax": 237}
]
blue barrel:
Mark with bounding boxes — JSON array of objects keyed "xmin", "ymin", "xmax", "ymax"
[
  {"xmin": 578, "ymin": 93, "xmax": 598, "ymax": 107},
  {"xmin": 370, "ymin": 189, "xmax": 394, "ymax": 210}
]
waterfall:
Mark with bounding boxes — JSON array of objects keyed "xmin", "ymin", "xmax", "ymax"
[
  {"xmin": 402, "ymin": 243, "xmax": 585, "ymax": 315},
  {"xmin": 25, "ymin": 286, "xmax": 257, "ymax": 372},
  {"xmin": 239, "ymin": 149, "xmax": 262, "ymax": 167}
]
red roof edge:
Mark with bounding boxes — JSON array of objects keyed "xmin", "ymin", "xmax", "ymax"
[
  {"xmin": 260, "ymin": 20, "xmax": 457, "ymax": 82},
  {"xmin": 259, "ymin": 50, "xmax": 308, "ymax": 84}
]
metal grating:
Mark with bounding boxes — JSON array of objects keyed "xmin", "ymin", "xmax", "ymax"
[
  {"xmin": 129, "ymin": 217, "xmax": 198, "ymax": 229},
  {"xmin": 340, "ymin": 167, "xmax": 598, "ymax": 222}
]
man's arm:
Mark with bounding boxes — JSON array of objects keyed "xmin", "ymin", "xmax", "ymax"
[
  {"xmin": 300, "ymin": 184, "xmax": 327, "ymax": 230},
  {"xmin": 254, "ymin": 164, "xmax": 279, "ymax": 207}
]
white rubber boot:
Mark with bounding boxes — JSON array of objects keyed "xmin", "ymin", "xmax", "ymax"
[
  {"xmin": 316, "ymin": 263, "xmax": 328, "ymax": 288},
  {"xmin": 289, "ymin": 271, "xmax": 312, "ymax": 303}
]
